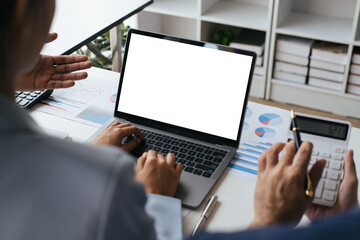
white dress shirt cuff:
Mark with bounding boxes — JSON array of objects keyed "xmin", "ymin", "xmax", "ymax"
[{"xmin": 145, "ymin": 194, "xmax": 182, "ymax": 240}]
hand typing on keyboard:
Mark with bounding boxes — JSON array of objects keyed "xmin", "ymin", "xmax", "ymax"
[
  {"xmin": 135, "ymin": 150, "xmax": 183, "ymax": 197},
  {"xmin": 92, "ymin": 121, "xmax": 145, "ymax": 152}
]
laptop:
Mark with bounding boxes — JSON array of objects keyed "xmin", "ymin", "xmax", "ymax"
[{"xmin": 94, "ymin": 29, "xmax": 256, "ymax": 209}]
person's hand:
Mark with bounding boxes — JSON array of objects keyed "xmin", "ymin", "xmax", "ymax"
[
  {"xmin": 135, "ymin": 150, "xmax": 183, "ymax": 197},
  {"xmin": 15, "ymin": 33, "xmax": 92, "ymax": 91},
  {"xmin": 250, "ymin": 141, "xmax": 326, "ymax": 228},
  {"xmin": 92, "ymin": 122, "xmax": 144, "ymax": 152},
  {"xmin": 306, "ymin": 150, "xmax": 358, "ymax": 220}
]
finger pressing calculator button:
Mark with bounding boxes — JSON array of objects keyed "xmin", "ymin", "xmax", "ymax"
[
  {"xmin": 321, "ymin": 153, "xmax": 331, "ymax": 158},
  {"xmin": 328, "ymin": 170, "xmax": 340, "ymax": 180},
  {"xmin": 325, "ymin": 180, "xmax": 338, "ymax": 191},
  {"xmin": 323, "ymin": 190, "xmax": 335, "ymax": 202}
]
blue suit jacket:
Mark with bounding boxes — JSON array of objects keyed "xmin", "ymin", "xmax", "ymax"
[{"xmin": 191, "ymin": 208, "xmax": 360, "ymax": 240}]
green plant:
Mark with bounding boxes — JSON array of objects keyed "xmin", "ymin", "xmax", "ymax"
[
  {"xmin": 212, "ymin": 29, "xmax": 234, "ymax": 46},
  {"xmin": 75, "ymin": 22, "xmax": 130, "ymax": 70}
]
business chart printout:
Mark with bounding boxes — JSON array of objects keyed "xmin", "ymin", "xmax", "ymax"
[
  {"xmin": 227, "ymin": 102, "xmax": 291, "ymax": 181},
  {"xmin": 33, "ymin": 75, "xmax": 118, "ymax": 128}
]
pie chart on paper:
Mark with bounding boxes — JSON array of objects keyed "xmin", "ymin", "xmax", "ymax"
[
  {"xmin": 259, "ymin": 113, "xmax": 283, "ymax": 126},
  {"xmin": 255, "ymin": 127, "xmax": 276, "ymax": 138}
]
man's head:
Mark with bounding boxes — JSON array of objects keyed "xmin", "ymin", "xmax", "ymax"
[{"xmin": 0, "ymin": 0, "xmax": 55, "ymax": 78}]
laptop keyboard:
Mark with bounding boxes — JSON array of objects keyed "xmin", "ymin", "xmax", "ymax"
[{"xmin": 124, "ymin": 129, "xmax": 227, "ymax": 178}]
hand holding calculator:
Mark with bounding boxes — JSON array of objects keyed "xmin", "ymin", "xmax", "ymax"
[{"xmin": 288, "ymin": 112, "xmax": 351, "ymax": 207}]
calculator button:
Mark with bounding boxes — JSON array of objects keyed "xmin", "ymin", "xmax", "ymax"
[
  {"xmin": 321, "ymin": 153, "xmax": 331, "ymax": 158},
  {"xmin": 34, "ymin": 91, "xmax": 42, "ymax": 94},
  {"xmin": 18, "ymin": 99, "xmax": 29, "ymax": 106},
  {"xmin": 30, "ymin": 93, "xmax": 38, "ymax": 97},
  {"xmin": 333, "ymin": 155, "xmax": 344, "ymax": 161},
  {"xmin": 324, "ymin": 160, "xmax": 329, "ymax": 168},
  {"xmin": 315, "ymin": 179, "xmax": 324, "ymax": 198},
  {"xmin": 335, "ymin": 148, "xmax": 345, "ymax": 153},
  {"xmin": 26, "ymin": 96, "xmax": 34, "ymax": 100},
  {"xmin": 328, "ymin": 170, "xmax": 340, "ymax": 180},
  {"xmin": 322, "ymin": 169, "xmax": 327, "ymax": 178},
  {"xmin": 312, "ymin": 151, "xmax": 319, "ymax": 156},
  {"xmin": 330, "ymin": 161, "xmax": 342, "ymax": 170},
  {"xmin": 23, "ymin": 92, "xmax": 30, "ymax": 95},
  {"xmin": 15, "ymin": 97, "xmax": 22, "ymax": 103},
  {"xmin": 325, "ymin": 180, "xmax": 338, "ymax": 191},
  {"xmin": 323, "ymin": 190, "xmax": 335, "ymax": 202},
  {"xmin": 19, "ymin": 94, "xmax": 26, "ymax": 98}
]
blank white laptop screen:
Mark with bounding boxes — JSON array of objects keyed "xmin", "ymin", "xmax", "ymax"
[{"xmin": 117, "ymin": 33, "xmax": 253, "ymax": 140}]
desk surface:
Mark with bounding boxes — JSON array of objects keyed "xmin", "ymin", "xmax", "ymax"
[{"xmin": 30, "ymin": 67, "xmax": 360, "ymax": 237}]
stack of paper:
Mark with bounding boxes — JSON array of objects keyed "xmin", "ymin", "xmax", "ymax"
[
  {"xmin": 229, "ymin": 29, "xmax": 265, "ymax": 76},
  {"xmin": 308, "ymin": 42, "xmax": 347, "ymax": 92},
  {"xmin": 347, "ymin": 50, "xmax": 360, "ymax": 96},
  {"xmin": 273, "ymin": 36, "xmax": 314, "ymax": 84}
]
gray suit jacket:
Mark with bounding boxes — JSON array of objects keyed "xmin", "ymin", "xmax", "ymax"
[{"xmin": 0, "ymin": 95, "xmax": 157, "ymax": 240}]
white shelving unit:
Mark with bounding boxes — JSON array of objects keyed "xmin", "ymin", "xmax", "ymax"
[
  {"xmin": 137, "ymin": 0, "xmax": 275, "ymax": 98},
  {"xmin": 137, "ymin": 0, "xmax": 360, "ymax": 118},
  {"xmin": 267, "ymin": 0, "xmax": 360, "ymax": 119}
]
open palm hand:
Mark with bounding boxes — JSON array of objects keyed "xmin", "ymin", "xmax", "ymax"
[{"xmin": 15, "ymin": 54, "xmax": 92, "ymax": 91}]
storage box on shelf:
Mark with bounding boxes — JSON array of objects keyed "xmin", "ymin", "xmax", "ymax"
[
  {"xmin": 267, "ymin": 0, "xmax": 360, "ymax": 118},
  {"xmin": 273, "ymin": 35, "xmax": 313, "ymax": 85},
  {"xmin": 347, "ymin": 48, "xmax": 360, "ymax": 96},
  {"xmin": 308, "ymin": 42, "xmax": 348, "ymax": 92},
  {"xmin": 137, "ymin": 0, "xmax": 274, "ymax": 98}
]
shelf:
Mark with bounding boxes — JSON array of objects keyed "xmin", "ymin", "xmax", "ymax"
[
  {"xmin": 270, "ymin": 79, "xmax": 360, "ymax": 118},
  {"xmin": 353, "ymin": 41, "xmax": 360, "ymax": 47},
  {"xmin": 201, "ymin": 1, "xmax": 269, "ymax": 31},
  {"xmin": 145, "ymin": 0, "xmax": 198, "ymax": 19},
  {"xmin": 138, "ymin": 12, "xmax": 197, "ymax": 39},
  {"xmin": 277, "ymin": 12, "xmax": 353, "ymax": 44},
  {"xmin": 250, "ymin": 75, "xmax": 266, "ymax": 98}
]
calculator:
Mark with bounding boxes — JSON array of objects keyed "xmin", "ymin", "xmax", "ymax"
[
  {"xmin": 287, "ymin": 112, "xmax": 351, "ymax": 207},
  {"xmin": 15, "ymin": 89, "xmax": 53, "ymax": 108}
]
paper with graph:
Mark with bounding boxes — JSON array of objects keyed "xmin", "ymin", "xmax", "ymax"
[
  {"xmin": 227, "ymin": 102, "xmax": 291, "ymax": 181},
  {"xmin": 33, "ymin": 75, "xmax": 118, "ymax": 127}
]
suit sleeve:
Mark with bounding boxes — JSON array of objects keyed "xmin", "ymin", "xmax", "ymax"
[
  {"xmin": 102, "ymin": 153, "xmax": 157, "ymax": 240},
  {"xmin": 188, "ymin": 208, "xmax": 360, "ymax": 240}
]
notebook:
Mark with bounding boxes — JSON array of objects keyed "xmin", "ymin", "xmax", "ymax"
[{"xmin": 93, "ymin": 29, "xmax": 256, "ymax": 209}]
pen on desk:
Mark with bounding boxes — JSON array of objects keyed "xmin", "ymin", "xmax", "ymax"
[
  {"xmin": 291, "ymin": 110, "xmax": 314, "ymax": 198},
  {"xmin": 192, "ymin": 195, "xmax": 218, "ymax": 236}
]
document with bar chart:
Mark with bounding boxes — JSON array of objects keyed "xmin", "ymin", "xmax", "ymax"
[
  {"xmin": 227, "ymin": 102, "xmax": 291, "ymax": 181},
  {"xmin": 33, "ymin": 75, "xmax": 118, "ymax": 127}
]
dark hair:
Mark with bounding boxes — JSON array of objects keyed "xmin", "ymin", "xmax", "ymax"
[{"xmin": 0, "ymin": 0, "xmax": 42, "ymax": 69}]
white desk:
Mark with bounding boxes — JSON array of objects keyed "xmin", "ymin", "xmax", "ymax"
[{"xmin": 30, "ymin": 67, "xmax": 360, "ymax": 238}]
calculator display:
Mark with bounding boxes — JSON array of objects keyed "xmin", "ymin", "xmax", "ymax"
[{"xmin": 292, "ymin": 115, "xmax": 349, "ymax": 140}]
